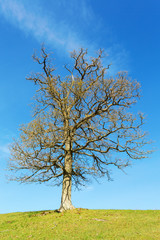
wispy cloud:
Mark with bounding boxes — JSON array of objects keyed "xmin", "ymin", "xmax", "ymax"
[
  {"xmin": 106, "ymin": 44, "xmax": 130, "ymax": 74},
  {"xmin": 82, "ymin": 185, "xmax": 94, "ymax": 192},
  {"xmin": 0, "ymin": 0, "xmax": 129, "ymax": 71},
  {"xmin": 0, "ymin": 129, "xmax": 13, "ymax": 159},
  {"xmin": 0, "ymin": 144, "xmax": 9, "ymax": 155},
  {"xmin": 0, "ymin": 0, "xmax": 88, "ymax": 52}
]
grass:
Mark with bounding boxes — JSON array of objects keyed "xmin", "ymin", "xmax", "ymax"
[{"xmin": 0, "ymin": 209, "xmax": 160, "ymax": 239}]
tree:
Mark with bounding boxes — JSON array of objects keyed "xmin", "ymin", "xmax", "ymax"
[{"xmin": 9, "ymin": 47, "xmax": 149, "ymax": 211}]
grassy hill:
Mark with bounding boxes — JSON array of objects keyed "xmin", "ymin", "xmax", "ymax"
[{"xmin": 0, "ymin": 209, "xmax": 159, "ymax": 239}]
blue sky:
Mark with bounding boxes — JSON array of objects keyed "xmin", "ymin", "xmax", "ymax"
[{"xmin": 0, "ymin": 0, "xmax": 160, "ymax": 214}]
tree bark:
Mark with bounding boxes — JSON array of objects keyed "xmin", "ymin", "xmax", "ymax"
[
  {"xmin": 59, "ymin": 123, "xmax": 75, "ymax": 212},
  {"xmin": 59, "ymin": 168, "xmax": 75, "ymax": 211}
]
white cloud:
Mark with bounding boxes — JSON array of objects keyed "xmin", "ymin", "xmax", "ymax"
[
  {"xmin": 82, "ymin": 185, "xmax": 94, "ymax": 192},
  {"xmin": 0, "ymin": 144, "xmax": 10, "ymax": 158},
  {"xmin": 0, "ymin": 0, "xmax": 88, "ymax": 52},
  {"xmin": 0, "ymin": 0, "xmax": 129, "ymax": 71},
  {"xmin": 0, "ymin": 1, "xmax": 61, "ymax": 42}
]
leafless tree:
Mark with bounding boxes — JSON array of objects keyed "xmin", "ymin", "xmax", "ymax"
[{"xmin": 9, "ymin": 47, "xmax": 150, "ymax": 211}]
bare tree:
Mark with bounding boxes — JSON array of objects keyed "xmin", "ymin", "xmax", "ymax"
[{"xmin": 9, "ymin": 47, "xmax": 149, "ymax": 211}]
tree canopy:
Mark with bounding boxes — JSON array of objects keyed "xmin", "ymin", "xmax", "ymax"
[{"xmin": 9, "ymin": 47, "xmax": 149, "ymax": 211}]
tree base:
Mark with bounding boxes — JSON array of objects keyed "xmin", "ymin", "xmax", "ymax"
[{"xmin": 59, "ymin": 203, "xmax": 75, "ymax": 212}]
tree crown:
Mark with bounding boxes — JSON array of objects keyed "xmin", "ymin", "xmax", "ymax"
[{"xmin": 9, "ymin": 47, "xmax": 150, "ymax": 188}]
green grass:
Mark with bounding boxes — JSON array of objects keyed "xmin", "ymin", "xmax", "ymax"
[{"xmin": 0, "ymin": 209, "xmax": 160, "ymax": 239}]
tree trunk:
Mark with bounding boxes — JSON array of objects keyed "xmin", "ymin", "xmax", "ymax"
[
  {"xmin": 59, "ymin": 124, "xmax": 75, "ymax": 212},
  {"xmin": 59, "ymin": 169, "xmax": 75, "ymax": 212}
]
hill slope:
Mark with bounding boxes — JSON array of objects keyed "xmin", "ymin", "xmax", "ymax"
[{"xmin": 0, "ymin": 209, "xmax": 160, "ymax": 239}]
